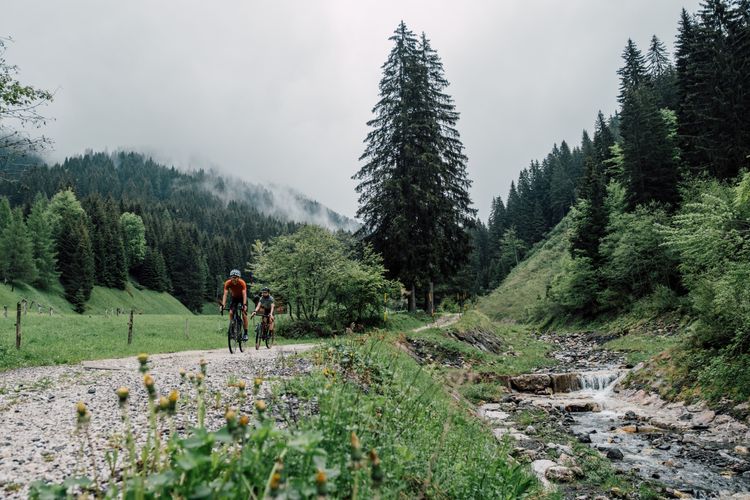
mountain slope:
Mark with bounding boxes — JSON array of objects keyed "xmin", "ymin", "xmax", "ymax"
[{"xmin": 478, "ymin": 216, "xmax": 570, "ymax": 322}]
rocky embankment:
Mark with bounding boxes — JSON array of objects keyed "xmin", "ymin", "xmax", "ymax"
[
  {"xmin": 0, "ymin": 345, "xmax": 315, "ymax": 498},
  {"xmin": 480, "ymin": 332, "xmax": 750, "ymax": 499}
]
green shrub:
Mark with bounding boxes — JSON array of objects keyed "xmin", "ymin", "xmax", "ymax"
[{"xmin": 276, "ymin": 319, "xmax": 333, "ymax": 338}]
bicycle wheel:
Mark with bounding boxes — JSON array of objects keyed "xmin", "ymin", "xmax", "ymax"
[
  {"xmin": 228, "ymin": 318, "xmax": 241, "ymax": 354},
  {"xmin": 264, "ymin": 323, "xmax": 271, "ymax": 349},
  {"xmin": 237, "ymin": 317, "xmax": 244, "ymax": 353},
  {"xmin": 255, "ymin": 323, "xmax": 261, "ymax": 350}
]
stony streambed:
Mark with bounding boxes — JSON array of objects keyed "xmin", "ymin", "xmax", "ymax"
[
  {"xmin": 0, "ymin": 345, "xmax": 315, "ymax": 499},
  {"xmin": 480, "ymin": 332, "xmax": 750, "ymax": 499}
]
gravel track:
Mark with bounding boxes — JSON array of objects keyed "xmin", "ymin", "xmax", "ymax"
[{"xmin": 0, "ymin": 344, "xmax": 316, "ymax": 498}]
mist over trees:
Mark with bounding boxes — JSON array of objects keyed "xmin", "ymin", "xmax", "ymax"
[{"xmin": 0, "ymin": 152, "xmax": 308, "ymax": 312}]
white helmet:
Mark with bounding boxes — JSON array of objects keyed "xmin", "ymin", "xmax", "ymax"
[{"xmin": 229, "ymin": 269, "xmax": 241, "ymax": 278}]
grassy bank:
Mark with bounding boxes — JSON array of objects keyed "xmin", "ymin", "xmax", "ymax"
[{"xmin": 400, "ymin": 310, "xmax": 554, "ymax": 404}]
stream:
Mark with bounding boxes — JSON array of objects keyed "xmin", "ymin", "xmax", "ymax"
[{"xmin": 480, "ymin": 332, "xmax": 750, "ymax": 498}]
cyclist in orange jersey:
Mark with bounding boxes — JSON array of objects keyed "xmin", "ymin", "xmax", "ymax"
[{"xmin": 220, "ymin": 269, "xmax": 248, "ymax": 341}]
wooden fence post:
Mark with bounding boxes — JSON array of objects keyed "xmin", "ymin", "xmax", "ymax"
[
  {"xmin": 127, "ymin": 309, "xmax": 134, "ymax": 345},
  {"xmin": 15, "ymin": 302, "xmax": 21, "ymax": 349},
  {"xmin": 184, "ymin": 318, "xmax": 189, "ymax": 339}
]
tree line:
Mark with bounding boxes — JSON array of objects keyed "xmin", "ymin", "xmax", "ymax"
[{"xmin": 0, "ymin": 151, "xmax": 305, "ymax": 312}]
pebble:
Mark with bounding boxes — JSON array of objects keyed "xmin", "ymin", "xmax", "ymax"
[{"xmin": 606, "ymin": 448, "xmax": 624, "ymax": 460}]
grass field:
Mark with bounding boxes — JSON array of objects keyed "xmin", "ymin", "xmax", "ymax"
[
  {"xmin": 0, "ymin": 280, "xmax": 191, "ymax": 316},
  {"xmin": 0, "ymin": 312, "xmax": 310, "ymax": 372}
]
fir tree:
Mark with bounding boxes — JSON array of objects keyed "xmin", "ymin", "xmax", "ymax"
[
  {"xmin": 647, "ymin": 35, "xmax": 671, "ymax": 76},
  {"xmin": 57, "ymin": 216, "xmax": 95, "ymax": 312},
  {"xmin": 353, "ymin": 22, "xmax": 475, "ymax": 307},
  {"xmin": 26, "ymin": 194, "xmax": 58, "ymax": 288},
  {"xmin": 0, "ymin": 197, "xmax": 11, "ymax": 231},
  {"xmin": 83, "ymin": 195, "xmax": 127, "ymax": 288},
  {"xmin": 620, "ymin": 85, "xmax": 680, "ymax": 208},
  {"xmin": 617, "ymin": 39, "xmax": 648, "ymax": 103},
  {"xmin": 0, "ymin": 208, "xmax": 37, "ymax": 285}
]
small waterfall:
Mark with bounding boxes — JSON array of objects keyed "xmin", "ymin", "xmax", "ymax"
[
  {"xmin": 548, "ymin": 370, "xmax": 623, "ymax": 393},
  {"xmin": 577, "ymin": 371, "xmax": 621, "ymax": 392}
]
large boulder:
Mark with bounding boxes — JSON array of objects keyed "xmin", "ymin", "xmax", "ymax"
[
  {"xmin": 511, "ymin": 374, "xmax": 552, "ymax": 393},
  {"xmin": 564, "ymin": 401, "xmax": 602, "ymax": 413},
  {"xmin": 545, "ymin": 466, "xmax": 575, "ymax": 482}
]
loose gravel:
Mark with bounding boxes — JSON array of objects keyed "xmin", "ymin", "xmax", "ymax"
[{"xmin": 0, "ymin": 344, "xmax": 316, "ymax": 498}]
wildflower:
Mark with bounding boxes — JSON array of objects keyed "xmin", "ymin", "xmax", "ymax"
[
  {"xmin": 199, "ymin": 358, "xmax": 207, "ymax": 375},
  {"xmin": 269, "ymin": 472, "xmax": 282, "ymax": 496},
  {"xmin": 137, "ymin": 353, "xmax": 149, "ymax": 374},
  {"xmin": 187, "ymin": 372, "xmax": 195, "ymax": 383},
  {"xmin": 255, "ymin": 399, "xmax": 267, "ymax": 420},
  {"xmin": 369, "ymin": 449, "xmax": 383, "ymax": 488},
  {"xmin": 253, "ymin": 377, "xmax": 262, "ymax": 395},
  {"xmin": 158, "ymin": 396, "xmax": 169, "ymax": 413},
  {"xmin": 315, "ymin": 469, "xmax": 327, "ymax": 496},
  {"xmin": 167, "ymin": 390, "xmax": 179, "ymax": 414},
  {"xmin": 239, "ymin": 414, "xmax": 250, "ymax": 428},
  {"xmin": 350, "ymin": 432, "xmax": 363, "ymax": 467},
  {"xmin": 115, "ymin": 387, "xmax": 129, "ymax": 408},
  {"xmin": 225, "ymin": 408, "xmax": 237, "ymax": 430},
  {"xmin": 76, "ymin": 401, "xmax": 90, "ymax": 426},
  {"xmin": 196, "ymin": 373, "xmax": 205, "ymax": 386},
  {"xmin": 143, "ymin": 374, "xmax": 156, "ymax": 398},
  {"xmin": 237, "ymin": 379, "xmax": 246, "ymax": 392},
  {"xmin": 179, "ymin": 368, "xmax": 186, "ymax": 381}
]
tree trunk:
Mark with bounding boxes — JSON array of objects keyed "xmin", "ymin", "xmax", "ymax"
[
  {"xmin": 427, "ymin": 280, "xmax": 434, "ymax": 316},
  {"xmin": 409, "ymin": 283, "xmax": 416, "ymax": 313},
  {"xmin": 15, "ymin": 302, "xmax": 21, "ymax": 349}
]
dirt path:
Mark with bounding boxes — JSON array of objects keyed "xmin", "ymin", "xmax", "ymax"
[
  {"xmin": 412, "ymin": 313, "xmax": 460, "ymax": 332},
  {"xmin": 0, "ymin": 344, "xmax": 316, "ymax": 498}
]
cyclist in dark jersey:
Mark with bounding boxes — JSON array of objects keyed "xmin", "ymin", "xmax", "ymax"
[
  {"xmin": 250, "ymin": 287, "xmax": 275, "ymax": 335},
  {"xmin": 220, "ymin": 269, "xmax": 248, "ymax": 341}
]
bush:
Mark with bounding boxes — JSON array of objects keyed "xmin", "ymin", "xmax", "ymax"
[
  {"xmin": 276, "ymin": 319, "xmax": 333, "ymax": 338},
  {"xmin": 548, "ymin": 255, "xmax": 599, "ymax": 315},
  {"xmin": 696, "ymin": 350, "xmax": 750, "ymax": 403},
  {"xmin": 253, "ymin": 226, "xmax": 401, "ymax": 328}
]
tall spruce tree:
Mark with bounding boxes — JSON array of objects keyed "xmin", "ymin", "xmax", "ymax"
[
  {"xmin": 617, "ymin": 39, "xmax": 648, "ymax": 103},
  {"xmin": 83, "ymin": 195, "xmax": 127, "ymax": 288},
  {"xmin": 646, "ymin": 35, "xmax": 678, "ymax": 110},
  {"xmin": 618, "ymin": 38, "xmax": 680, "ymax": 208},
  {"xmin": 57, "ymin": 216, "xmax": 95, "ymax": 312},
  {"xmin": 26, "ymin": 194, "xmax": 58, "ymax": 288},
  {"xmin": 0, "ymin": 208, "xmax": 37, "ymax": 285},
  {"xmin": 571, "ymin": 127, "xmax": 608, "ymax": 263},
  {"xmin": 620, "ymin": 85, "xmax": 680, "ymax": 208},
  {"xmin": 354, "ymin": 22, "xmax": 475, "ymax": 309},
  {"xmin": 0, "ymin": 196, "xmax": 11, "ymax": 231}
]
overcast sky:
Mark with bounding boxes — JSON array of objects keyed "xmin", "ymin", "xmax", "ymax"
[{"xmin": 2, "ymin": 1, "xmax": 701, "ymax": 221}]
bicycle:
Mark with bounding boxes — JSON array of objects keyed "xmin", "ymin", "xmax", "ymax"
[
  {"xmin": 221, "ymin": 303, "xmax": 245, "ymax": 354},
  {"xmin": 253, "ymin": 313, "xmax": 274, "ymax": 350}
]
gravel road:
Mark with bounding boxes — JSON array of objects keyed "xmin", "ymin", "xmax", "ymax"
[{"xmin": 0, "ymin": 344, "xmax": 316, "ymax": 498}]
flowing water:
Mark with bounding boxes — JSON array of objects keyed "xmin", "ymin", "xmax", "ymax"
[{"xmin": 529, "ymin": 369, "xmax": 750, "ymax": 497}]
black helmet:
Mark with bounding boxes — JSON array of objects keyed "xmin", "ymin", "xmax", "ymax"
[{"xmin": 261, "ymin": 287, "xmax": 270, "ymax": 293}]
